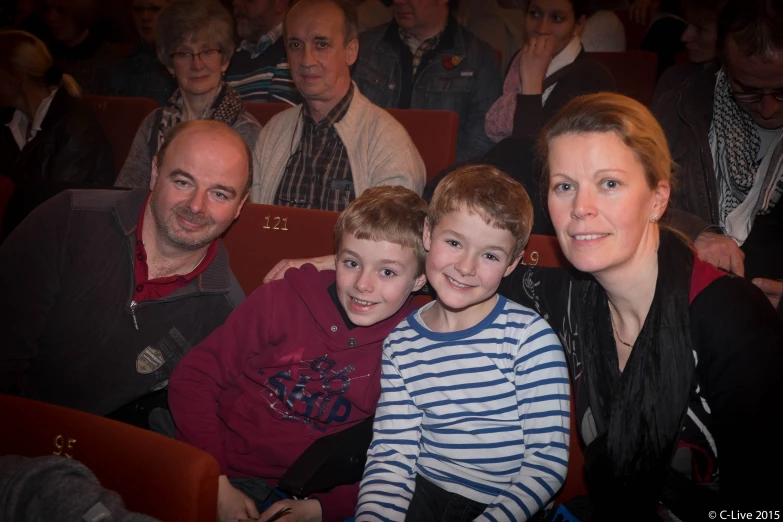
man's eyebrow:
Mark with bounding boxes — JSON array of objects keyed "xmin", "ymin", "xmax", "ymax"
[{"xmin": 168, "ymin": 168, "xmax": 194, "ymax": 181}]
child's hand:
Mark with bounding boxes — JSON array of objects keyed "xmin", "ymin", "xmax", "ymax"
[
  {"xmin": 217, "ymin": 475, "xmax": 260, "ymax": 522},
  {"xmin": 258, "ymin": 499, "xmax": 322, "ymax": 522}
]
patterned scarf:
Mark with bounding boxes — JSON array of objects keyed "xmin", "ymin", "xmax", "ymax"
[
  {"xmin": 157, "ymin": 82, "xmax": 244, "ymax": 150},
  {"xmin": 709, "ymin": 68, "xmax": 762, "ymax": 226}
]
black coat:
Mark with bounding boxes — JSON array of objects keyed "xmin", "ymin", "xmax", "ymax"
[{"xmin": 0, "ymin": 88, "xmax": 114, "ymax": 238}]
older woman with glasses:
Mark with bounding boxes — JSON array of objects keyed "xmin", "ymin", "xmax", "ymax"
[{"xmin": 115, "ymin": 0, "xmax": 260, "ymax": 189}]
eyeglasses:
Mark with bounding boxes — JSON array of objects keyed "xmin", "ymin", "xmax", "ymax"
[
  {"xmin": 731, "ymin": 88, "xmax": 783, "ymax": 104},
  {"xmin": 170, "ymin": 48, "xmax": 222, "ymax": 63}
]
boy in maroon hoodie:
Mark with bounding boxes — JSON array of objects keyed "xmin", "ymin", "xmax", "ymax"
[{"xmin": 168, "ymin": 186, "xmax": 428, "ymax": 522}]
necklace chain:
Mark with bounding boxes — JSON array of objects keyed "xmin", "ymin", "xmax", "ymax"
[{"xmin": 608, "ymin": 304, "xmax": 633, "ymax": 348}]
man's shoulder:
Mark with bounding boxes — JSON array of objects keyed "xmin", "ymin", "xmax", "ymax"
[{"xmin": 358, "ymin": 22, "xmax": 392, "ymax": 49}]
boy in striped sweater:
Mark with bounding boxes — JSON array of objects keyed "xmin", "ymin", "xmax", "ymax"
[{"xmin": 356, "ymin": 165, "xmax": 571, "ymax": 522}]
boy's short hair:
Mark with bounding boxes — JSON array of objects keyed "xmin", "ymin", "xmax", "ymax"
[
  {"xmin": 334, "ymin": 186, "xmax": 428, "ymax": 275},
  {"xmin": 429, "ymin": 165, "xmax": 534, "ymax": 259}
]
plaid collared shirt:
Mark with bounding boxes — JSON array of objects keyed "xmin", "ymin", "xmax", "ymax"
[
  {"xmin": 274, "ymin": 84, "xmax": 355, "ymax": 211},
  {"xmin": 398, "ymin": 28, "xmax": 442, "ymax": 76},
  {"xmin": 238, "ymin": 24, "xmax": 284, "ymax": 59}
]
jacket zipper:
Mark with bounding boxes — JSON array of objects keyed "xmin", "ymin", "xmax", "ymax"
[{"xmin": 130, "ymin": 300, "xmax": 139, "ymax": 330}]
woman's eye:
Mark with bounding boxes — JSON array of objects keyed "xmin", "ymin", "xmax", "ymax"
[
  {"xmin": 553, "ymin": 16, "xmax": 563, "ymax": 22},
  {"xmin": 553, "ymin": 182, "xmax": 572, "ymax": 192},
  {"xmin": 602, "ymin": 179, "xmax": 619, "ymax": 189}
]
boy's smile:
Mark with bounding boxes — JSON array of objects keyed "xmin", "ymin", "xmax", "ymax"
[
  {"xmin": 423, "ymin": 208, "xmax": 522, "ymax": 330},
  {"xmin": 335, "ymin": 233, "xmax": 426, "ymax": 327}
]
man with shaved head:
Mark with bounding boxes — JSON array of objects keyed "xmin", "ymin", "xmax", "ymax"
[{"xmin": 0, "ymin": 119, "xmax": 251, "ymax": 427}]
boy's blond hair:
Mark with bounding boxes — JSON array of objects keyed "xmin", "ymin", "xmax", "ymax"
[
  {"xmin": 334, "ymin": 186, "xmax": 428, "ymax": 275},
  {"xmin": 429, "ymin": 165, "xmax": 534, "ymax": 258}
]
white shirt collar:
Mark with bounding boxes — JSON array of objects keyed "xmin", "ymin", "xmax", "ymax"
[{"xmin": 5, "ymin": 88, "xmax": 59, "ymax": 150}]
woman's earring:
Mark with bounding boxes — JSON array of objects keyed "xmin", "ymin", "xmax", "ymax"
[{"xmin": 650, "ymin": 215, "xmax": 659, "ymax": 223}]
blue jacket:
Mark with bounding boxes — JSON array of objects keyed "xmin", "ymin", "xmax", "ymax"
[{"xmin": 352, "ymin": 16, "xmax": 502, "ymax": 163}]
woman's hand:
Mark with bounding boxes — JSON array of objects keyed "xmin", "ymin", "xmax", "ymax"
[
  {"xmin": 629, "ymin": 0, "xmax": 660, "ymax": 25},
  {"xmin": 258, "ymin": 499, "xmax": 322, "ymax": 522},
  {"xmin": 752, "ymin": 278, "xmax": 783, "ymax": 309},
  {"xmin": 217, "ymin": 476, "xmax": 259, "ymax": 522},
  {"xmin": 262, "ymin": 255, "xmax": 335, "ymax": 284},
  {"xmin": 519, "ymin": 36, "xmax": 555, "ymax": 95}
]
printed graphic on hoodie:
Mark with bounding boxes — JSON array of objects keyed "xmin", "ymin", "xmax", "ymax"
[{"xmin": 260, "ymin": 354, "xmax": 371, "ymax": 432}]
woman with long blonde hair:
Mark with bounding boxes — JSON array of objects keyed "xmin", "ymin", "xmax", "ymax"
[{"xmin": 0, "ymin": 29, "xmax": 113, "ymax": 236}]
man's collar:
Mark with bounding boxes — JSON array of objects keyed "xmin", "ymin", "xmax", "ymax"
[
  {"xmin": 238, "ymin": 23, "xmax": 284, "ymax": 59},
  {"xmin": 303, "ymin": 82, "xmax": 355, "ymax": 127}
]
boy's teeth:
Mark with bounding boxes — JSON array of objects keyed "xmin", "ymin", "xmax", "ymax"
[
  {"xmin": 575, "ymin": 234, "xmax": 604, "ymax": 240},
  {"xmin": 447, "ymin": 276, "xmax": 470, "ymax": 288},
  {"xmin": 351, "ymin": 297, "xmax": 374, "ymax": 306}
]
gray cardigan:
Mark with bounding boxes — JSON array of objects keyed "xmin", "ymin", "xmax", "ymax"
[
  {"xmin": 251, "ymin": 85, "xmax": 426, "ymax": 204},
  {"xmin": 114, "ymin": 109, "xmax": 261, "ymax": 188}
]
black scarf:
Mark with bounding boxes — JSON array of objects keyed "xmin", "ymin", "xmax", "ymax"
[{"xmin": 580, "ymin": 229, "xmax": 695, "ymax": 516}]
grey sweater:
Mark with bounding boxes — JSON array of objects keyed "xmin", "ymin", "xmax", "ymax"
[
  {"xmin": 114, "ymin": 109, "xmax": 261, "ymax": 189},
  {"xmin": 0, "ymin": 455, "xmax": 159, "ymax": 521}
]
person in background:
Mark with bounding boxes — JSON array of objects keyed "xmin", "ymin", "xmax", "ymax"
[
  {"xmin": 114, "ymin": 0, "xmax": 261, "ymax": 189},
  {"xmin": 0, "ymin": 119, "xmax": 251, "ymax": 428},
  {"xmin": 110, "ymin": 0, "xmax": 177, "ymax": 106},
  {"xmin": 351, "ymin": 0, "xmax": 502, "ymax": 163},
  {"xmin": 581, "ymin": 8, "xmax": 625, "ymax": 52},
  {"xmin": 225, "ymin": 0, "xmax": 302, "ymax": 105},
  {"xmin": 0, "ymin": 29, "xmax": 113, "ymax": 238},
  {"xmin": 252, "ymin": 0, "xmax": 426, "ymax": 207},
  {"xmin": 454, "ymin": 0, "xmax": 526, "ymax": 72},
  {"xmin": 652, "ymin": 0, "xmax": 783, "ymax": 315},
  {"xmin": 484, "ymin": 0, "xmax": 615, "ymax": 143},
  {"xmin": 42, "ymin": 0, "xmax": 123, "ymax": 95},
  {"xmin": 652, "ymin": 0, "xmax": 726, "ymax": 104}
]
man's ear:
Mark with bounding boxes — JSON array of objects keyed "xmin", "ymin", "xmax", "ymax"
[
  {"xmin": 504, "ymin": 250, "xmax": 524, "ymax": 277},
  {"xmin": 233, "ymin": 193, "xmax": 250, "ymax": 220},
  {"xmin": 422, "ymin": 217, "xmax": 432, "ymax": 251},
  {"xmin": 346, "ymin": 37, "xmax": 359, "ymax": 67},
  {"xmin": 411, "ymin": 272, "xmax": 427, "ymax": 293},
  {"xmin": 150, "ymin": 157, "xmax": 160, "ymax": 191}
]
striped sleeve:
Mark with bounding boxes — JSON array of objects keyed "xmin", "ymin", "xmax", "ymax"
[
  {"xmin": 355, "ymin": 340, "xmax": 422, "ymax": 522},
  {"xmin": 476, "ymin": 316, "xmax": 571, "ymax": 522}
]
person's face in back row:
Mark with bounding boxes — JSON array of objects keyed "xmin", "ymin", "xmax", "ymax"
[
  {"xmin": 285, "ymin": 1, "xmax": 358, "ymax": 107},
  {"xmin": 132, "ymin": 0, "xmax": 168, "ymax": 44},
  {"xmin": 723, "ymin": 36, "xmax": 783, "ymax": 130},
  {"xmin": 526, "ymin": 0, "xmax": 585, "ymax": 58}
]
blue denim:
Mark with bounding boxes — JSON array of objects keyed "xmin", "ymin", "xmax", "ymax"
[{"xmin": 353, "ymin": 17, "xmax": 502, "ymax": 163}]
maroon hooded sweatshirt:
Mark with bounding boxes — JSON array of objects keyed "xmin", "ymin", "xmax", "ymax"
[{"xmin": 169, "ymin": 264, "xmax": 416, "ymax": 521}]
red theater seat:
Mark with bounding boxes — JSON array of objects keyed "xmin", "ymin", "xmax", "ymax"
[
  {"xmin": 0, "ymin": 176, "xmax": 15, "ymax": 234},
  {"xmin": 0, "ymin": 395, "xmax": 219, "ymax": 522},
  {"xmin": 244, "ymin": 102, "xmax": 458, "ymax": 183},
  {"xmin": 588, "ymin": 51, "xmax": 658, "ymax": 106},
  {"xmin": 615, "ymin": 10, "xmax": 649, "ymax": 51},
  {"xmin": 83, "ymin": 95, "xmax": 159, "ymax": 177}
]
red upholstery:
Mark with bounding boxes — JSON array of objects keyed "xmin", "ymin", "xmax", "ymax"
[
  {"xmin": 588, "ymin": 51, "xmax": 658, "ymax": 106},
  {"xmin": 0, "ymin": 176, "xmax": 15, "ymax": 234},
  {"xmin": 83, "ymin": 95, "xmax": 159, "ymax": 177},
  {"xmin": 0, "ymin": 395, "xmax": 219, "ymax": 522},
  {"xmin": 615, "ymin": 10, "xmax": 649, "ymax": 50},
  {"xmin": 244, "ymin": 102, "xmax": 459, "ymax": 183},
  {"xmin": 223, "ymin": 202, "xmax": 341, "ymax": 295}
]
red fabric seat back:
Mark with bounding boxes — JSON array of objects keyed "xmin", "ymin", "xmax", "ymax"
[
  {"xmin": 0, "ymin": 176, "xmax": 15, "ymax": 234},
  {"xmin": 83, "ymin": 95, "xmax": 159, "ymax": 177},
  {"xmin": 0, "ymin": 395, "xmax": 219, "ymax": 522},
  {"xmin": 222, "ymin": 202, "xmax": 341, "ymax": 295},
  {"xmin": 588, "ymin": 51, "xmax": 658, "ymax": 106},
  {"xmin": 615, "ymin": 10, "xmax": 649, "ymax": 50}
]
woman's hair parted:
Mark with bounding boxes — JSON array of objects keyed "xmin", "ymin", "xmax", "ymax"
[
  {"xmin": 538, "ymin": 92, "xmax": 674, "ymax": 193},
  {"xmin": 334, "ymin": 186, "xmax": 429, "ymax": 276},
  {"xmin": 429, "ymin": 164, "xmax": 534, "ymax": 259},
  {"xmin": 155, "ymin": 0, "xmax": 235, "ymax": 69},
  {"xmin": 0, "ymin": 29, "xmax": 81, "ymax": 96}
]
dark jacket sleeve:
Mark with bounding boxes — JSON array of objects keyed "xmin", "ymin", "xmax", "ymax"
[
  {"xmin": 0, "ymin": 191, "xmax": 73, "ymax": 397},
  {"xmin": 690, "ymin": 276, "xmax": 783, "ymax": 508},
  {"xmin": 512, "ymin": 58, "xmax": 616, "ymax": 138}
]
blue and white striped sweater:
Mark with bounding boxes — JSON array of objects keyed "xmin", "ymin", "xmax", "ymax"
[{"xmin": 356, "ymin": 295, "xmax": 570, "ymax": 522}]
